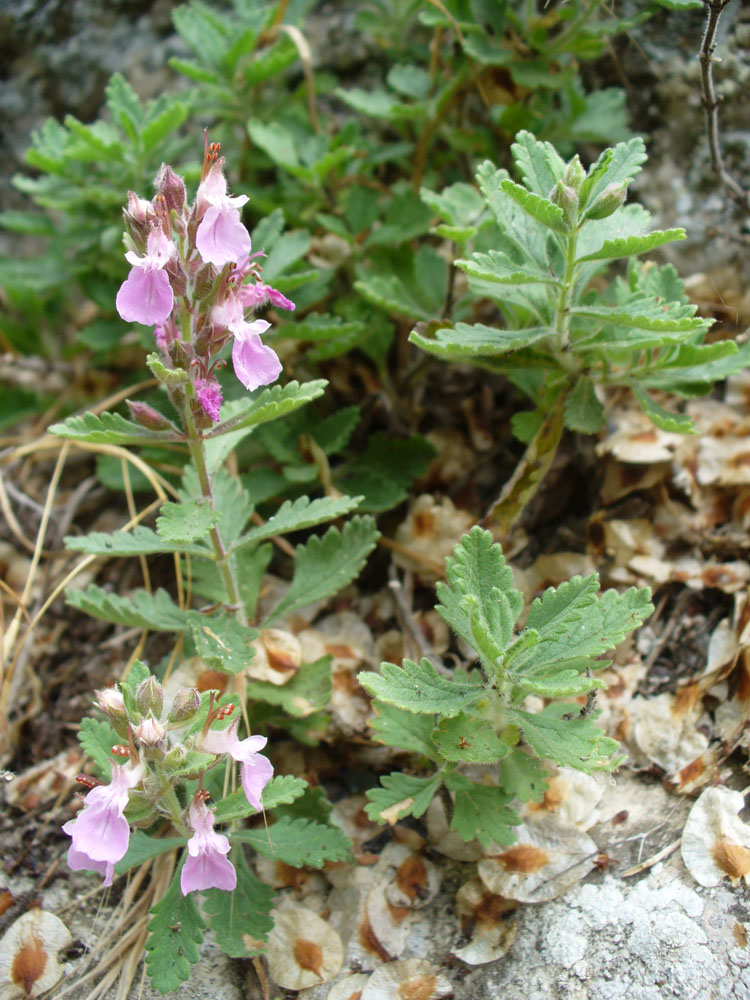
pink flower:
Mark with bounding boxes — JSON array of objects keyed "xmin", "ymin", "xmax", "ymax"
[
  {"xmin": 200, "ymin": 719, "xmax": 273, "ymax": 811},
  {"xmin": 116, "ymin": 229, "xmax": 175, "ymax": 326},
  {"xmin": 195, "ymin": 376, "xmax": 223, "ymax": 422},
  {"xmin": 240, "ymin": 282, "xmax": 296, "ymax": 313},
  {"xmin": 62, "ymin": 763, "xmax": 143, "ymax": 886},
  {"xmin": 232, "ymin": 320, "xmax": 282, "ymax": 392},
  {"xmin": 196, "ymin": 161, "xmax": 251, "ymax": 267},
  {"xmin": 180, "ymin": 798, "xmax": 236, "ymax": 895}
]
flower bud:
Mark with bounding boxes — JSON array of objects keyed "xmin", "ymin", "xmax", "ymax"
[
  {"xmin": 584, "ymin": 182, "xmax": 627, "ymax": 221},
  {"xmin": 155, "ymin": 164, "xmax": 187, "ymax": 215},
  {"xmin": 135, "ymin": 715, "xmax": 166, "ymax": 749},
  {"xmin": 95, "ymin": 687, "xmax": 130, "ymax": 738},
  {"xmin": 563, "ymin": 154, "xmax": 585, "ymax": 193},
  {"xmin": 136, "ymin": 676, "xmax": 165, "ymax": 718},
  {"xmin": 127, "ymin": 191, "xmax": 154, "ymax": 224},
  {"xmin": 126, "ymin": 400, "xmax": 174, "ymax": 432},
  {"xmin": 167, "ymin": 687, "xmax": 201, "ymax": 725},
  {"xmin": 550, "ymin": 180, "xmax": 578, "ymax": 224}
]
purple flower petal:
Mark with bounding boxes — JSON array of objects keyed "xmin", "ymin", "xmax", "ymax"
[
  {"xmin": 196, "ymin": 205, "xmax": 252, "ymax": 266},
  {"xmin": 241, "ymin": 753, "xmax": 274, "ymax": 812},
  {"xmin": 195, "ymin": 377, "xmax": 223, "ymax": 422},
  {"xmin": 231, "ymin": 325, "xmax": 281, "ymax": 392},
  {"xmin": 66, "ymin": 844, "xmax": 115, "ymax": 886},
  {"xmin": 180, "ymin": 799, "xmax": 237, "ymax": 894},
  {"xmin": 116, "ymin": 266, "xmax": 174, "ymax": 326}
]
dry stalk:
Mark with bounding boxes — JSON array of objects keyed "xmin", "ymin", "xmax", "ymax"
[{"xmin": 698, "ymin": 0, "xmax": 748, "ymax": 204}]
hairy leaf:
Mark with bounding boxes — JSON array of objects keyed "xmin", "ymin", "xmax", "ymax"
[
  {"xmin": 246, "ymin": 656, "xmax": 332, "ymax": 718},
  {"xmin": 64, "ymin": 525, "xmax": 209, "ymax": 557},
  {"xmin": 233, "ymin": 495, "xmax": 361, "ymax": 550},
  {"xmin": 145, "ymin": 860, "xmax": 205, "ymax": 994},
  {"xmin": 115, "ymin": 832, "xmax": 186, "ymax": 875},
  {"xmin": 510, "ymin": 705, "xmax": 623, "ymax": 772},
  {"xmin": 213, "ymin": 775, "xmax": 308, "ymax": 824},
  {"xmin": 446, "ymin": 773, "xmax": 521, "ymax": 848},
  {"xmin": 49, "ymin": 410, "xmax": 179, "ymax": 445},
  {"xmin": 207, "ymin": 380, "xmax": 327, "ymax": 437},
  {"xmin": 186, "ymin": 610, "xmax": 259, "ymax": 675},
  {"xmin": 365, "ymin": 772, "xmax": 443, "ymax": 824},
  {"xmin": 204, "ymin": 851, "xmax": 274, "ymax": 958},
  {"xmin": 232, "ymin": 815, "xmax": 353, "ymax": 868},
  {"xmin": 359, "ymin": 658, "xmax": 483, "ymax": 717},
  {"xmin": 369, "ymin": 702, "xmax": 438, "ymax": 759},
  {"xmin": 66, "ymin": 585, "xmax": 189, "ymax": 632},
  {"xmin": 431, "ymin": 714, "xmax": 510, "ymax": 763},
  {"xmin": 78, "ymin": 717, "xmax": 119, "ymax": 780},
  {"xmin": 156, "ymin": 498, "xmax": 220, "ymax": 544}
]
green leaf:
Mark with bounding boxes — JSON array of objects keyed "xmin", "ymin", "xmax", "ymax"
[
  {"xmin": 232, "ymin": 816, "xmax": 353, "ymax": 868},
  {"xmin": 115, "ymin": 831, "xmax": 186, "ymax": 875},
  {"xmin": 187, "ymin": 611, "xmax": 259, "ymax": 676},
  {"xmin": 213, "ymin": 775, "xmax": 308, "ymax": 824},
  {"xmin": 500, "ymin": 180, "xmax": 568, "ymax": 233},
  {"xmin": 66, "ymin": 585, "xmax": 189, "ymax": 632},
  {"xmin": 446, "ymin": 773, "xmax": 521, "ymax": 848},
  {"xmin": 145, "ymin": 860, "xmax": 205, "ymax": 994},
  {"xmin": 576, "ymin": 229, "xmax": 685, "ymax": 262},
  {"xmin": 511, "ymin": 666, "xmax": 606, "ymax": 699},
  {"xmin": 631, "ymin": 384, "xmax": 695, "ymax": 433},
  {"xmin": 64, "ymin": 526, "xmax": 208, "ymax": 557},
  {"xmin": 431, "ymin": 714, "xmax": 510, "ymax": 763},
  {"xmin": 334, "ymin": 433, "xmax": 435, "ymax": 514},
  {"xmin": 78, "ymin": 717, "xmax": 119, "ymax": 780},
  {"xmin": 420, "ymin": 181, "xmax": 487, "ymax": 240},
  {"xmin": 246, "ymin": 656, "xmax": 332, "ymax": 718},
  {"xmin": 571, "ymin": 300, "xmax": 708, "ymax": 335},
  {"xmin": 207, "ymin": 380, "xmax": 327, "ymax": 437},
  {"xmin": 49, "ymin": 410, "xmax": 179, "ymax": 445},
  {"xmin": 436, "ymin": 526, "xmax": 523, "ymax": 664},
  {"xmin": 458, "ymin": 251, "xmax": 561, "ymax": 287},
  {"xmin": 564, "ymin": 376, "xmax": 605, "ymax": 433},
  {"xmin": 264, "ymin": 516, "xmax": 378, "ymax": 624},
  {"xmin": 369, "ymin": 702, "xmax": 438, "ymax": 759},
  {"xmin": 509, "ymin": 131, "xmax": 565, "ymax": 199},
  {"xmin": 509, "ymin": 705, "xmax": 623, "ymax": 772},
  {"xmin": 105, "ymin": 73, "xmax": 142, "ymax": 140},
  {"xmin": 156, "ymin": 499, "xmax": 220, "ymax": 544},
  {"xmin": 410, "ymin": 322, "xmax": 552, "ymax": 361},
  {"xmin": 365, "ymin": 192, "xmax": 434, "ymax": 246},
  {"xmin": 204, "ymin": 850, "xmax": 274, "ymax": 957},
  {"xmin": 359, "ymin": 658, "xmax": 483, "ymax": 717},
  {"xmin": 579, "ymin": 137, "xmax": 647, "ymax": 209},
  {"xmin": 355, "ymin": 244, "xmax": 446, "ymax": 321},
  {"xmin": 498, "ymin": 748, "xmax": 548, "ymax": 802},
  {"xmin": 141, "ymin": 101, "xmax": 188, "ymax": 154},
  {"xmin": 365, "ymin": 772, "xmax": 443, "ymax": 824},
  {"xmin": 233, "ymin": 495, "xmax": 361, "ymax": 550}
]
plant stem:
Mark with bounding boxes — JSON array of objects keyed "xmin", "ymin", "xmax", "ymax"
[
  {"xmin": 183, "ymin": 399, "xmax": 247, "ymax": 625},
  {"xmin": 698, "ymin": 0, "xmax": 747, "ymax": 204},
  {"xmin": 553, "ymin": 226, "xmax": 579, "ymax": 354}
]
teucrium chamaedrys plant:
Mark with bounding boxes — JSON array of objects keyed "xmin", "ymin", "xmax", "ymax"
[
  {"xmin": 49, "ymin": 139, "xmax": 376, "ymax": 992},
  {"xmin": 359, "ymin": 527, "xmax": 653, "ymax": 847},
  {"xmin": 412, "ymin": 131, "xmax": 750, "ymax": 528}
]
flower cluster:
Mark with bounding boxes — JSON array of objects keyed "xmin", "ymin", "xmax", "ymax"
[
  {"xmin": 62, "ymin": 677, "xmax": 273, "ymax": 895},
  {"xmin": 115, "ymin": 139, "xmax": 294, "ymax": 425}
]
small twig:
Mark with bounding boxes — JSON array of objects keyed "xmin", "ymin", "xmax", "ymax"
[
  {"xmin": 620, "ymin": 836, "xmax": 682, "ymax": 878},
  {"xmin": 698, "ymin": 0, "xmax": 747, "ymax": 204}
]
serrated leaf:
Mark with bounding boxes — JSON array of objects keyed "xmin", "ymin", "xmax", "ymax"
[
  {"xmin": 232, "ymin": 815, "xmax": 353, "ymax": 868},
  {"xmin": 64, "ymin": 525, "xmax": 209, "ymax": 557},
  {"xmin": 49, "ymin": 410, "xmax": 179, "ymax": 445},
  {"xmin": 632, "ymin": 383, "xmax": 695, "ymax": 433},
  {"xmin": 510, "ymin": 131, "xmax": 565, "ymax": 198},
  {"xmin": 577, "ymin": 229, "xmax": 685, "ymax": 262},
  {"xmin": 436, "ymin": 527, "xmax": 523, "ymax": 667},
  {"xmin": 571, "ymin": 300, "xmax": 708, "ymax": 334},
  {"xmin": 500, "ymin": 180, "xmax": 568, "ymax": 233},
  {"xmin": 511, "ymin": 667, "xmax": 606, "ymax": 699},
  {"xmin": 365, "ymin": 772, "xmax": 443, "ymax": 824},
  {"xmin": 213, "ymin": 775, "xmax": 308, "ymax": 824},
  {"xmin": 410, "ymin": 322, "xmax": 552, "ymax": 361},
  {"xmin": 115, "ymin": 831, "xmax": 186, "ymax": 875},
  {"xmin": 145, "ymin": 860, "xmax": 205, "ymax": 994},
  {"xmin": 518, "ymin": 578, "xmax": 653, "ymax": 670},
  {"xmin": 187, "ymin": 610, "xmax": 259, "ymax": 676},
  {"xmin": 156, "ymin": 499, "xmax": 220, "ymax": 544},
  {"xmin": 431, "ymin": 714, "xmax": 510, "ymax": 763},
  {"xmin": 204, "ymin": 850, "xmax": 274, "ymax": 958},
  {"xmin": 105, "ymin": 73, "xmax": 143, "ymax": 140},
  {"xmin": 207, "ymin": 380, "xmax": 327, "ymax": 437},
  {"xmin": 334, "ymin": 432, "xmax": 435, "ymax": 514},
  {"xmin": 580, "ymin": 137, "xmax": 647, "ymax": 209},
  {"xmin": 564, "ymin": 376, "xmax": 605, "ymax": 433},
  {"xmin": 498, "ymin": 748, "xmax": 548, "ymax": 802},
  {"xmin": 246, "ymin": 656, "xmax": 332, "ymax": 718},
  {"xmin": 233, "ymin": 495, "xmax": 361, "ymax": 550},
  {"xmin": 446, "ymin": 773, "xmax": 521, "ymax": 848},
  {"xmin": 458, "ymin": 251, "xmax": 561, "ymax": 287},
  {"xmin": 369, "ymin": 702, "xmax": 437, "ymax": 758},
  {"xmin": 509, "ymin": 705, "xmax": 623, "ymax": 772},
  {"xmin": 359, "ymin": 658, "xmax": 483, "ymax": 717},
  {"xmin": 263, "ymin": 516, "xmax": 378, "ymax": 625},
  {"xmin": 66, "ymin": 585, "xmax": 189, "ymax": 632},
  {"xmin": 78, "ymin": 718, "xmax": 119, "ymax": 780}
]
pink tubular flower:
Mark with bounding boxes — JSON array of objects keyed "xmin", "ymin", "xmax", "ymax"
[
  {"xmin": 116, "ymin": 229, "xmax": 175, "ymax": 326},
  {"xmin": 196, "ymin": 161, "xmax": 251, "ymax": 267},
  {"xmin": 200, "ymin": 719, "xmax": 273, "ymax": 811},
  {"xmin": 232, "ymin": 320, "xmax": 282, "ymax": 392},
  {"xmin": 62, "ymin": 763, "xmax": 143, "ymax": 886},
  {"xmin": 239, "ymin": 281, "xmax": 296, "ymax": 313},
  {"xmin": 195, "ymin": 376, "xmax": 223, "ymax": 422},
  {"xmin": 181, "ymin": 798, "xmax": 236, "ymax": 895}
]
